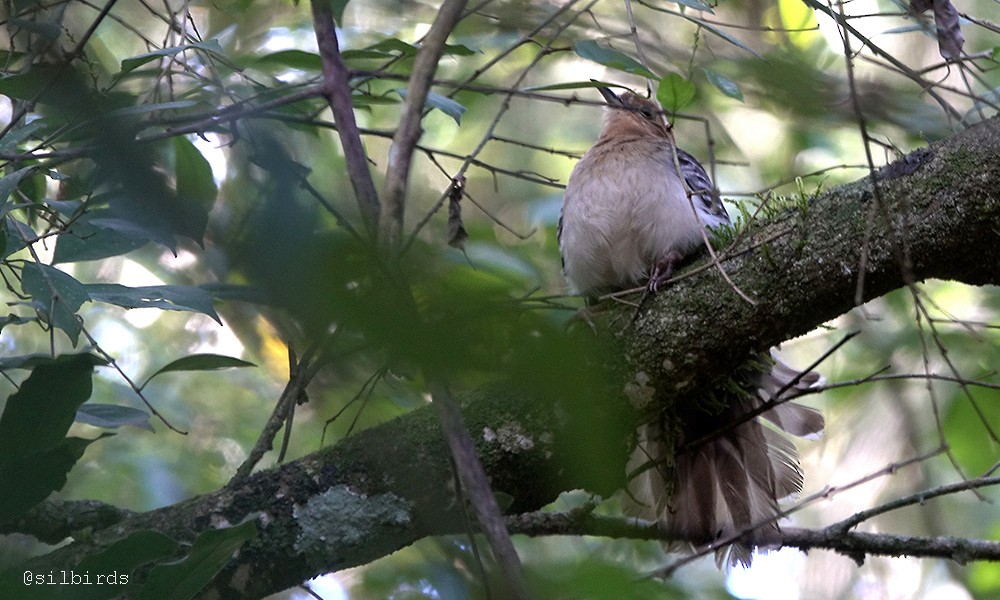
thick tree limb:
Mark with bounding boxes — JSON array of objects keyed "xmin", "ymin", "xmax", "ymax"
[{"xmin": 8, "ymin": 117, "xmax": 1000, "ymax": 598}]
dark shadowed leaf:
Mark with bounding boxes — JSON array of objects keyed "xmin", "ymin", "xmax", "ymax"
[
  {"xmin": 140, "ymin": 354, "xmax": 256, "ymax": 390},
  {"xmin": 0, "ymin": 354, "xmax": 99, "ymax": 460},
  {"xmin": 0, "ymin": 166, "xmax": 35, "ymax": 204},
  {"xmin": 20, "ymin": 263, "xmax": 90, "ymax": 344},
  {"xmin": 66, "ymin": 531, "xmax": 181, "ymax": 600},
  {"xmin": 0, "ymin": 435, "xmax": 111, "ymax": 520},
  {"xmin": 53, "ymin": 216, "xmax": 149, "ymax": 263},
  {"xmin": 0, "ymin": 354, "xmax": 104, "ymax": 519},
  {"xmin": 330, "ymin": 0, "xmax": 351, "ymax": 25},
  {"xmin": 85, "ymin": 284, "xmax": 221, "ymax": 322},
  {"xmin": 136, "ymin": 520, "xmax": 258, "ymax": 600}
]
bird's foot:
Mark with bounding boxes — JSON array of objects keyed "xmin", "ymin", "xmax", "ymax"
[{"xmin": 646, "ymin": 251, "xmax": 682, "ymax": 293}]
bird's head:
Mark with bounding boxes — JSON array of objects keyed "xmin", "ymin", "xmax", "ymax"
[{"xmin": 596, "ymin": 87, "xmax": 673, "ymax": 141}]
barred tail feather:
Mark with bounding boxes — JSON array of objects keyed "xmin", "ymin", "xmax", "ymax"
[{"xmin": 626, "ymin": 353, "xmax": 824, "ymax": 567}]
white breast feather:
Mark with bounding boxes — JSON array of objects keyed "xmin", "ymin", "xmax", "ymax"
[{"xmin": 561, "ymin": 139, "xmax": 707, "ymax": 295}]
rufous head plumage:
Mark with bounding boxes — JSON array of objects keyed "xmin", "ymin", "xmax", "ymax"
[{"xmin": 597, "ymin": 87, "xmax": 673, "ymax": 142}]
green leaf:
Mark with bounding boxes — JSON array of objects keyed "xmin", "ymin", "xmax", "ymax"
[
  {"xmin": 424, "ymin": 91, "xmax": 466, "ymax": 124},
  {"xmin": 673, "ymin": 0, "xmax": 715, "ymax": 12},
  {"xmin": 20, "ymin": 262, "xmax": 90, "ymax": 344},
  {"xmin": 69, "ymin": 531, "xmax": 181, "ymax": 600},
  {"xmin": 0, "ymin": 435, "xmax": 111, "ymax": 520},
  {"xmin": 0, "ymin": 354, "xmax": 104, "ymax": 519},
  {"xmin": 682, "ymin": 16, "xmax": 762, "ymax": 58},
  {"xmin": 76, "ymin": 404, "xmax": 153, "ymax": 431},
  {"xmin": 0, "ymin": 166, "xmax": 36, "ymax": 203},
  {"xmin": 443, "ymin": 42, "xmax": 477, "ymax": 56},
  {"xmin": 53, "ymin": 216, "xmax": 149, "ymax": 263},
  {"xmin": 85, "ymin": 284, "xmax": 220, "ymax": 323},
  {"xmin": 140, "ymin": 354, "xmax": 255, "ymax": 390},
  {"xmin": 366, "ymin": 37, "xmax": 418, "ymax": 56},
  {"xmin": 252, "ymin": 49, "xmax": 321, "ymax": 72},
  {"xmin": 120, "ymin": 40, "xmax": 224, "ymax": 75},
  {"xmin": 330, "ymin": 0, "xmax": 351, "ymax": 25},
  {"xmin": 0, "ymin": 314, "xmax": 34, "ymax": 333},
  {"xmin": 0, "ymin": 352, "xmax": 105, "ymax": 371},
  {"xmin": 136, "ymin": 520, "xmax": 258, "ymax": 600},
  {"xmin": 105, "ymin": 100, "xmax": 200, "ymax": 118},
  {"xmin": 703, "ymin": 68, "xmax": 744, "ymax": 101},
  {"xmin": 173, "ymin": 137, "xmax": 217, "ymax": 208},
  {"xmin": 573, "ymin": 40, "xmax": 656, "ymax": 78},
  {"xmin": 393, "ymin": 89, "xmax": 466, "ymax": 125},
  {"xmin": 656, "ymin": 73, "xmax": 697, "ymax": 113},
  {"xmin": 0, "ymin": 120, "xmax": 46, "ymax": 152},
  {"xmin": 2, "ymin": 217, "xmax": 35, "ymax": 258},
  {"xmin": 0, "ymin": 354, "xmax": 99, "ymax": 460}
]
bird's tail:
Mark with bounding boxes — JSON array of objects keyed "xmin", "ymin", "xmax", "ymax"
[{"xmin": 626, "ymin": 351, "xmax": 824, "ymax": 567}]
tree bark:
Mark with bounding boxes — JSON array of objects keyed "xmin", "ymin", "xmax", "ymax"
[{"xmin": 10, "ymin": 116, "xmax": 1000, "ymax": 599}]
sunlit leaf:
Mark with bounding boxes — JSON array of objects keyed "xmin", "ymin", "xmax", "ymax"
[
  {"xmin": 173, "ymin": 137, "xmax": 217, "ymax": 208},
  {"xmin": 656, "ymin": 73, "xmax": 697, "ymax": 113},
  {"xmin": 136, "ymin": 520, "xmax": 258, "ymax": 600},
  {"xmin": 573, "ymin": 40, "xmax": 657, "ymax": 78}
]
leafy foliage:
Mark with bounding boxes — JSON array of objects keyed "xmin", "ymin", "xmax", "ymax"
[{"xmin": 0, "ymin": 0, "xmax": 997, "ymax": 598}]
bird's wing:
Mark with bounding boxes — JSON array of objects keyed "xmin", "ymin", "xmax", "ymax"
[{"xmin": 676, "ymin": 148, "xmax": 730, "ymax": 227}]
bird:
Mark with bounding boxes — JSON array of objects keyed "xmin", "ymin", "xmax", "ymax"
[{"xmin": 558, "ymin": 86, "xmax": 823, "ymax": 566}]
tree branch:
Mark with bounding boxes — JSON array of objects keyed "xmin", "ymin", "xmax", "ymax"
[
  {"xmin": 380, "ymin": 0, "xmax": 469, "ymax": 250},
  {"xmin": 310, "ymin": 0, "xmax": 381, "ymax": 238},
  {"xmin": 8, "ymin": 116, "xmax": 1000, "ymax": 598}
]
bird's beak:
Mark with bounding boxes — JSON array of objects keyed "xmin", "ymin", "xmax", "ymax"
[{"xmin": 597, "ymin": 86, "xmax": 622, "ymax": 107}]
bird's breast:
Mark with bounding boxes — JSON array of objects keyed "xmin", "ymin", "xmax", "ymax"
[{"xmin": 560, "ymin": 141, "xmax": 707, "ymax": 295}]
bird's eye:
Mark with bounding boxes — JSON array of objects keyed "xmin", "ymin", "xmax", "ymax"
[{"xmin": 639, "ymin": 106, "xmax": 656, "ymax": 119}]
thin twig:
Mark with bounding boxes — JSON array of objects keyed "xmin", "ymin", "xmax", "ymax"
[
  {"xmin": 380, "ymin": 0, "xmax": 470, "ymax": 251},
  {"xmin": 431, "ymin": 381, "xmax": 533, "ymax": 600},
  {"xmin": 310, "ymin": 0, "xmax": 381, "ymax": 239}
]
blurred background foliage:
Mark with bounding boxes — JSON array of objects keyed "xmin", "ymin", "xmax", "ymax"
[{"xmin": 0, "ymin": 0, "xmax": 999, "ymax": 598}]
